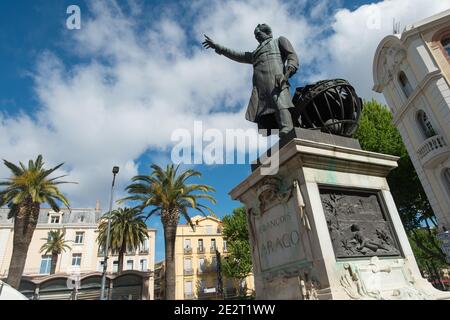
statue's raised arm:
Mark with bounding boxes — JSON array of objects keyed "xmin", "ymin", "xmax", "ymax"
[
  {"xmin": 202, "ymin": 34, "xmax": 253, "ymax": 64},
  {"xmin": 202, "ymin": 24, "xmax": 300, "ymax": 136}
]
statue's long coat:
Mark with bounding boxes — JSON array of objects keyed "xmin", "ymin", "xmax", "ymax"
[{"xmin": 216, "ymin": 36, "xmax": 299, "ymax": 129}]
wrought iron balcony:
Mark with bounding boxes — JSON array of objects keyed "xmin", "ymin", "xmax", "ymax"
[
  {"xmin": 197, "ymin": 265, "xmax": 217, "ymax": 274},
  {"xmin": 224, "ymin": 287, "xmax": 237, "ymax": 297},
  {"xmin": 210, "ymin": 247, "xmax": 217, "ymax": 254},
  {"xmin": 197, "ymin": 247, "xmax": 205, "ymax": 254},
  {"xmin": 417, "ymin": 135, "xmax": 449, "ymax": 167},
  {"xmin": 184, "ymin": 247, "xmax": 192, "ymax": 255},
  {"xmin": 184, "ymin": 268, "xmax": 194, "ymax": 276}
]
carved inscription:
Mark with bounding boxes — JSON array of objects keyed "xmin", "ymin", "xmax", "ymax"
[
  {"xmin": 320, "ymin": 188, "xmax": 401, "ymax": 258},
  {"xmin": 256, "ymin": 199, "xmax": 306, "ymax": 271}
]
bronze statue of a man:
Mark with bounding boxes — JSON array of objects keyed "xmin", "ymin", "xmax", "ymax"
[{"xmin": 203, "ymin": 24, "xmax": 299, "ymax": 136}]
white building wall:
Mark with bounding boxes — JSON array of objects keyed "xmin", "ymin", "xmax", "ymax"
[{"xmin": 373, "ymin": 11, "xmax": 450, "ymax": 231}]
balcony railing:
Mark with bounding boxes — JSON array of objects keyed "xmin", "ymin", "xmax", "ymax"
[
  {"xmin": 224, "ymin": 287, "xmax": 237, "ymax": 297},
  {"xmin": 184, "ymin": 247, "xmax": 192, "ymax": 255},
  {"xmin": 197, "ymin": 266, "xmax": 217, "ymax": 275},
  {"xmin": 417, "ymin": 135, "xmax": 448, "ymax": 162},
  {"xmin": 139, "ymin": 249, "xmax": 149, "ymax": 255},
  {"xmin": 197, "ymin": 247, "xmax": 205, "ymax": 254},
  {"xmin": 184, "ymin": 293, "xmax": 194, "ymax": 299},
  {"xmin": 184, "ymin": 268, "xmax": 194, "ymax": 276},
  {"xmin": 210, "ymin": 247, "xmax": 217, "ymax": 254},
  {"xmin": 97, "ymin": 251, "xmax": 106, "ymax": 257}
]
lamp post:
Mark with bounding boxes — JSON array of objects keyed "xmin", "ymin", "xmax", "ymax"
[{"xmin": 100, "ymin": 166, "xmax": 119, "ymax": 300}]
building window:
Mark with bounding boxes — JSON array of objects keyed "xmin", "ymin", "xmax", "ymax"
[
  {"xmin": 198, "ymin": 239, "xmax": 204, "ymax": 253},
  {"xmin": 198, "ymin": 258, "xmax": 206, "ymax": 273},
  {"xmin": 126, "ymin": 244, "xmax": 135, "ymax": 255},
  {"xmin": 140, "ymin": 259, "xmax": 148, "ymax": 271},
  {"xmin": 39, "ymin": 255, "xmax": 52, "ymax": 274},
  {"xmin": 211, "ymin": 239, "xmax": 216, "ymax": 250},
  {"xmin": 199, "ymin": 279, "xmax": 206, "ymax": 293},
  {"xmin": 75, "ymin": 232, "xmax": 84, "ymax": 244},
  {"xmin": 139, "ymin": 239, "xmax": 149, "ymax": 254},
  {"xmin": 71, "ymin": 253, "xmax": 82, "ymax": 267},
  {"xmin": 184, "ymin": 239, "xmax": 192, "ymax": 254},
  {"xmin": 113, "ymin": 261, "xmax": 119, "ymax": 273},
  {"xmin": 223, "ymin": 240, "xmax": 228, "ymax": 252},
  {"xmin": 98, "ymin": 261, "xmax": 105, "ymax": 272},
  {"xmin": 442, "ymin": 37, "xmax": 450, "ymax": 57},
  {"xmin": 211, "ymin": 256, "xmax": 217, "ymax": 270},
  {"xmin": 184, "ymin": 281, "xmax": 193, "ymax": 297},
  {"xmin": 398, "ymin": 71, "xmax": 413, "ymax": 98},
  {"xmin": 184, "ymin": 258, "xmax": 192, "ymax": 271},
  {"xmin": 417, "ymin": 110, "xmax": 436, "ymax": 139},
  {"xmin": 98, "ymin": 244, "xmax": 106, "ymax": 257},
  {"xmin": 127, "ymin": 260, "xmax": 134, "ymax": 270},
  {"xmin": 443, "ymin": 168, "xmax": 450, "ymax": 194},
  {"xmin": 50, "ymin": 215, "xmax": 60, "ymax": 224}
]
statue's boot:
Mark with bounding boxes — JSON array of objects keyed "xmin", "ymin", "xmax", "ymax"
[{"xmin": 276, "ymin": 108, "xmax": 294, "ymax": 137}]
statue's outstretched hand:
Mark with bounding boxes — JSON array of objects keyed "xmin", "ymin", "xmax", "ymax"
[{"xmin": 202, "ymin": 34, "xmax": 217, "ymax": 50}]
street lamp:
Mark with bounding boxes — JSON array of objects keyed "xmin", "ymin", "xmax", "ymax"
[{"xmin": 100, "ymin": 166, "xmax": 119, "ymax": 300}]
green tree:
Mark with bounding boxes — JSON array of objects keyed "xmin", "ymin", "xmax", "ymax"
[
  {"xmin": 408, "ymin": 228, "xmax": 448, "ymax": 272},
  {"xmin": 40, "ymin": 230, "xmax": 71, "ymax": 275},
  {"xmin": 0, "ymin": 155, "xmax": 72, "ymax": 289},
  {"xmin": 97, "ymin": 207, "xmax": 149, "ymax": 273},
  {"xmin": 221, "ymin": 207, "xmax": 253, "ymax": 297},
  {"xmin": 355, "ymin": 99, "xmax": 446, "ymax": 266},
  {"xmin": 120, "ymin": 164, "xmax": 216, "ymax": 300}
]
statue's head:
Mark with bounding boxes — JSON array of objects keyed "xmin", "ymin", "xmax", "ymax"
[{"xmin": 254, "ymin": 24, "xmax": 272, "ymax": 44}]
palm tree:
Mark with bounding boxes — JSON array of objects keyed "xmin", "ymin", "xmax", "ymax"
[
  {"xmin": 40, "ymin": 230, "xmax": 71, "ymax": 275},
  {"xmin": 120, "ymin": 164, "xmax": 216, "ymax": 300},
  {"xmin": 0, "ymin": 155, "xmax": 72, "ymax": 289},
  {"xmin": 97, "ymin": 207, "xmax": 149, "ymax": 273}
]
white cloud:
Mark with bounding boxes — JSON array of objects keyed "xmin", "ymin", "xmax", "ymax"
[
  {"xmin": 1, "ymin": 0, "xmax": 449, "ymax": 208},
  {"xmin": 317, "ymin": 0, "xmax": 450, "ymax": 101}
]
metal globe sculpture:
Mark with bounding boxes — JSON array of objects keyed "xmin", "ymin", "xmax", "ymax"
[{"xmin": 292, "ymin": 79, "xmax": 363, "ymax": 137}]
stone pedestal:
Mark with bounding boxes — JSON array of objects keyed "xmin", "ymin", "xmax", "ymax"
[{"xmin": 230, "ymin": 136, "xmax": 450, "ymax": 300}]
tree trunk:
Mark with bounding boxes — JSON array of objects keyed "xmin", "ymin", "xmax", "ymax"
[
  {"xmin": 6, "ymin": 200, "xmax": 40, "ymax": 289},
  {"xmin": 162, "ymin": 208, "xmax": 179, "ymax": 300},
  {"xmin": 118, "ymin": 241, "xmax": 126, "ymax": 274},
  {"xmin": 50, "ymin": 253, "xmax": 58, "ymax": 275}
]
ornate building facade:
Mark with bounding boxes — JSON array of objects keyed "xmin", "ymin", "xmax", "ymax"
[
  {"xmin": 373, "ymin": 9, "xmax": 450, "ymax": 231},
  {"xmin": 0, "ymin": 205, "xmax": 156, "ymax": 300},
  {"xmin": 174, "ymin": 215, "xmax": 254, "ymax": 300}
]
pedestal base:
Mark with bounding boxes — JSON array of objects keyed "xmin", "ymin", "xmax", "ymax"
[{"xmin": 230, "ymin": 137, "xmax": 450, "ymax": 300}]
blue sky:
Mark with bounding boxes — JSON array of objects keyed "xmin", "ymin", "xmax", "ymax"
[{"xmin": 1, "ymin": 0, "xmax": 449, "ymax": 262}]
